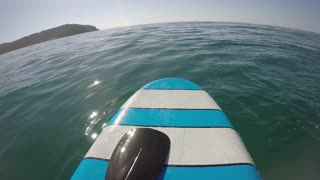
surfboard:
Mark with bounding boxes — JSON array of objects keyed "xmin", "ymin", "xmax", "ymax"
[{"xmin": 72, "ymin": 78, "xmax": 261, "ymax": 180}]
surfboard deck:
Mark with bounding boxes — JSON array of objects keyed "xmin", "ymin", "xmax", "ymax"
[{"xmin": 72, "ymin": 78, "xmax": 261, "ymax": 180}]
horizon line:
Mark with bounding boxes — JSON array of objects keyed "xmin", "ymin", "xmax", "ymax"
[{"xmin": 2, "ymin": 21, "xmax": 319, "ymax": 44}]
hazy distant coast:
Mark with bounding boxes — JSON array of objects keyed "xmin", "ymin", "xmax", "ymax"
[{"xmin": 0, "ymin": 24, "xmax": 98, "ymax": 55}]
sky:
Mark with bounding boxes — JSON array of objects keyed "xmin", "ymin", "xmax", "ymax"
[{"xmin": 1, "ymin": 0, "xmax": 320, "ymax": 43}]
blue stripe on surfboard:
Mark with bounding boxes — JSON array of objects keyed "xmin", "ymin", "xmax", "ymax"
[
  {"xmin": 108, "ymin": 109, "xmax": 233, "ymax": 128},
  {"xmin": 71, "ymin": 158, "xmax": 108, "ymax": 180},
  {"xmin": 143, "ymin": 78, "xmax": 202, "ymax": 90},
  {"xmin": 72, "ymin": 158, "xmax": 261, "ymax": 180},
  {"xmin": 160, "ymin": 164, "xmax": 261, "ymax": 180}
]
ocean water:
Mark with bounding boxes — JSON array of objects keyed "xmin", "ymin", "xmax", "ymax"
[{"xmin": 0, "ymin": 22, "xmax": 320, "ymax": 180}]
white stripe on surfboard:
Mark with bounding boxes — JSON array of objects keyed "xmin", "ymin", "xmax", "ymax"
[
  {"xmin": 121, "ymin": 90, "xmax": 221, "ymax": 110},
  {"xmin": 85, "ymin": 125, "xmax": 254, "ymax": 165}
]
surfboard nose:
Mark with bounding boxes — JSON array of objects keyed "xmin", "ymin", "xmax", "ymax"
[{"xmin": 142, "ymin": 78, "xmax": 202, "ymax": 90}]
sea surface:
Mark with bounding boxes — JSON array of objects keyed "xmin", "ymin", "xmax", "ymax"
[{"xmin": 0, "ymin": 22, "xmax": 320, "ymax": 180}]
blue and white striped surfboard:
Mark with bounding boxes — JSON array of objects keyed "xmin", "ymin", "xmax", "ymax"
[{"xmin": 72, "ymin": 78, "xmax": 261, "ymax": 180}]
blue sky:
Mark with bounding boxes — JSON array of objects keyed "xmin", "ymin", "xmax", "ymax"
[{"xmin": 1, "ymin": 0, "xmax": 319, "ymax": 43}]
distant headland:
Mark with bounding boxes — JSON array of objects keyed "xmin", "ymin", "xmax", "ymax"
[{"xmin": 0, "ymin": 24, "xmax": 99, "ymax": 55}]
